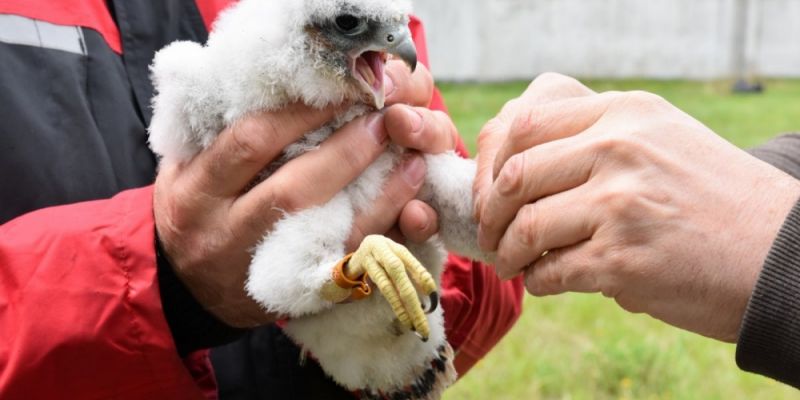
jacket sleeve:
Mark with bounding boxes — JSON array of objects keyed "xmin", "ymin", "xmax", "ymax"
[
  {"xmin": 410, "ymin": 16, "xmax": 525, "ymax": 377},
  {"xmin": 736, "ymin": 198, "xmax": 800, "ymax": 388},
  {"xmin": 441, "ymin": 256, "xmax": 525, "ymax": 375},
  {"xmin": 736, "ymin": 134, "xmax": 800, "ymax": 387},
  {"xmin": 748, "ymin": 133, "xmax": 800, "ymax": 180},
  {"xmin": 0, "ymin": 186, "xmax": 215, "ymax": 399}
]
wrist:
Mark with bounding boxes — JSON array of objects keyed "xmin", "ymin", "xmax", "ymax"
[
  {"xmin": 155, "ymin": 240, "xmax": 250, "ymax": 355},
  {"xmin": 166, "ymin": 258, "xmax": 277, "ymax": 329},
  {"xmin": 155, "ymin": 227, "xmax": 275, "ymax": 328},
  {"xmin": 725, "ymin": 166, "xmax": 800, "ymax": 340}
]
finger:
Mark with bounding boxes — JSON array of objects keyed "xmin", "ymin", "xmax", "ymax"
[
  {"xmin": 519, "ymin": 72, "xmax": 596, "ymax": 104},
  {"xmin": 384, "ymin": 105, "xmax": 457, "ymax": 154},
  {"xmin": 345, "ymin": 153, "xmax": 427, "ymax": 251},
  {"xmin": 492, "ymin": 91, "xmax": 617, "ymax": 180},
  {"xmin": 398, "ymin": 200, "xmax": 439, "ymax": 244},
  {"xmin": 473, "ymin": 101, "xmax": 519, "ymax": 220},
  {"xmin": 524, "ymin": 241, "xmax": 599, "ymax": 296},
  {"xmin": 230, "ymin": 112, "xmax": 388, "ymax": 234},
  {"xmin": 385, "ymin": 60, "xmax": 433, "ymax": 107},
  {"xmin": 493, "ymin": 186, "xmax": 598, "ymax": 280},
  {"xmin": 191, "ymin": 103, "xmax": 341, "ymax": 197},
  {"xmin": 478, "ymin": 135, "xmax": 598, "ymax": 251},
  {"xmin": 474, "ymin": 73, "xmax": 593, "ymax": 220}
]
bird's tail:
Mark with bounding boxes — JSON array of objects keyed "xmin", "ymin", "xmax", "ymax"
[{"xmin": 357, "ymin": 343, "xmax": 457, "ymax": 400}]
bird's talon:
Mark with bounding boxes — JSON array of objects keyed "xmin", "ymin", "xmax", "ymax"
[
  {"xmin": 346, "ymin": 235, "xmax": 438, "ymax": 339},
  {"xmin": 413, "ymin": 331, "xmax": 429, "ymax": 342},
  {"xmin": 426, "ymin": 292, "xmax": 439, "ymax": 314}
]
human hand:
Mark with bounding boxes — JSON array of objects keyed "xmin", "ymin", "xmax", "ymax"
[
  {"xmin": 154, "ymin": 60, "xmax": 457, "ymax": 328},
  {"xmin": 345, "ymin": 60, "xmax": 459, "ymax": 250},
  {"xmin": 474, "ymin": 72, "xmax": 800, "ymax": 342}
]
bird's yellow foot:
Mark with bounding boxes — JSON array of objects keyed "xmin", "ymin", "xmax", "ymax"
[{"xmin": 320, "ymin": 235, "xmax": 438, "ymax": 341}]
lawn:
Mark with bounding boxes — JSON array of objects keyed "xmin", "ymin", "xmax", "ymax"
[{"xmin": 438, "ymin": 79, "xmax": 800, "ymax": 400}]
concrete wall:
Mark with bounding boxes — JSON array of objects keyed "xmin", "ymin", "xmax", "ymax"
[{"xmin": 412, "ymin": 0, "xmax": 800, "ymax": 81}]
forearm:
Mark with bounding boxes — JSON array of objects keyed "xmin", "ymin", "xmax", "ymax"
[{"xmin": 0, "ymin": 187, "xmax": 234, "ymax": 397}]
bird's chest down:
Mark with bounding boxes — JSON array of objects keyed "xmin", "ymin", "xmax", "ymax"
[
  {"xmin": 244, "ymin": 107, "xmax": 482, "ymax": 398},
  {"xmin": 271, "ymin": 141, "xmax": 455, "ymax": 397}
]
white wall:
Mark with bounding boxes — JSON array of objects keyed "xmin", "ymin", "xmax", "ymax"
[{"xmin": 412, "ymin": 0, "xmax": 800, "ymax": 81}]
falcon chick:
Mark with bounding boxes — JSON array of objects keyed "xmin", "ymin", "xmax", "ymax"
[{"xmin": 148, "ymin": 1, "xmax": 493, "ymax": 398}]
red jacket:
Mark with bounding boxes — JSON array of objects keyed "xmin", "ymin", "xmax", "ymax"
[{"xmin": 0, "ymin": 2, "xmax": 523, "ymax": 399}]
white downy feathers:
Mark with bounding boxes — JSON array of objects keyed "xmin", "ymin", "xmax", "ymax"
[{"xmin": 148, "ymin": 0, "xmax": 490, "ymax": 397}]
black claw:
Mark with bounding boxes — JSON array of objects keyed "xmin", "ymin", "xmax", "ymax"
[{"xmin": 425, "ymin": 292, "xmax": 439, "ymax": 314}]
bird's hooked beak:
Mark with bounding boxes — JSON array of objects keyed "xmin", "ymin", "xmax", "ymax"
[{"xmin": 351, "ymin": 24, "xmax": 418, "ymax": 109}]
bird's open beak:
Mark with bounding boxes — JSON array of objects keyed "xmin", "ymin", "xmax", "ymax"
[{"xmin": 352, "ymin": 25, "xmax": 418, "ymax": 109}]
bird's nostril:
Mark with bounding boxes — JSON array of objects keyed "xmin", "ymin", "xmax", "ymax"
[{"xmin": 387, "ymin": 34, "xmax": 395, "ymax": 43}]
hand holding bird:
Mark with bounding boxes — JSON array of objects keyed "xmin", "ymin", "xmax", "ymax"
[{"xmin": 149, "ymin": 1, "xmax": 491, "ymax": 397}]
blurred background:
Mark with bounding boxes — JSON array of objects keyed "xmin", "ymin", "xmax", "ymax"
[
  {"xmin": 415, "ymin": 0, "xmax": 799, "ymax": 82},
  {"xmin": 410, "ymin": 1, "xmax": 800, "ymax": 399}
]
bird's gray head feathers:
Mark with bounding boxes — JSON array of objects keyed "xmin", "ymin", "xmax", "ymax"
[{"xmin": 207, "ymin": 0, "xmax": 416, "ymax": 111}]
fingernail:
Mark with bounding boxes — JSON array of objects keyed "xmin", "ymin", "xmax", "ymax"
[
  {"xmin": 404, "ymin": 107, "xmax": 423, "ymax": 133},
  {"xmin": 366, "ymin": 113, "xmax": 387, "ymax": 145},
  {"xmin": 384, "ymin": 73, "xmax": 396, "ymax": 98},
  {"xmin": 402, "ymin": 154, "xmax": 426, "ymax": 187}
]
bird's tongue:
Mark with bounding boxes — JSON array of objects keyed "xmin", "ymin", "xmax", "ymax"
[{"xmin": 355, "ymin": 51, "xmax": 386, "ymax": 109}]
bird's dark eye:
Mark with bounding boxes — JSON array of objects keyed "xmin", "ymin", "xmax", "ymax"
[{"xmin": 334, "ymin": 14, "xmax": 366, "ymax": 35}]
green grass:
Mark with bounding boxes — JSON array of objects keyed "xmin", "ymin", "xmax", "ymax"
[
  {"xmin": 441, "ymin": 79, "xmax": 800, "ymax": 152},
  {"xmin": 439, "ymin": 79, "xmax": 800, "ymax": 400}
]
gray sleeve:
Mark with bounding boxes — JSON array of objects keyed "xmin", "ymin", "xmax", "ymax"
[
  {"xmin": 736, "ymin": 199, "xmax": 800, "ymax": 388},
  {"xmin": 749, "ymin": 133, "xmax": 800, "ymax": 180},
  {"xmin": 736, "ymin": 133, "xmax": 800, "ymax": 387}
]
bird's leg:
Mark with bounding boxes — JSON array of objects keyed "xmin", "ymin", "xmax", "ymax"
[{"xmin": 320, "ymin": 235, "xmax": 438, "ymax": 341}]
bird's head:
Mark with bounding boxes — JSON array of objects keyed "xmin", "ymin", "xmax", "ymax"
[
  {"xmin": 207, "ymin": 0, "xmax": 415, "ymax": 111},
  {"xmin": 303, "ymin": 0, "xmax": 417, "ymax": 109}
]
